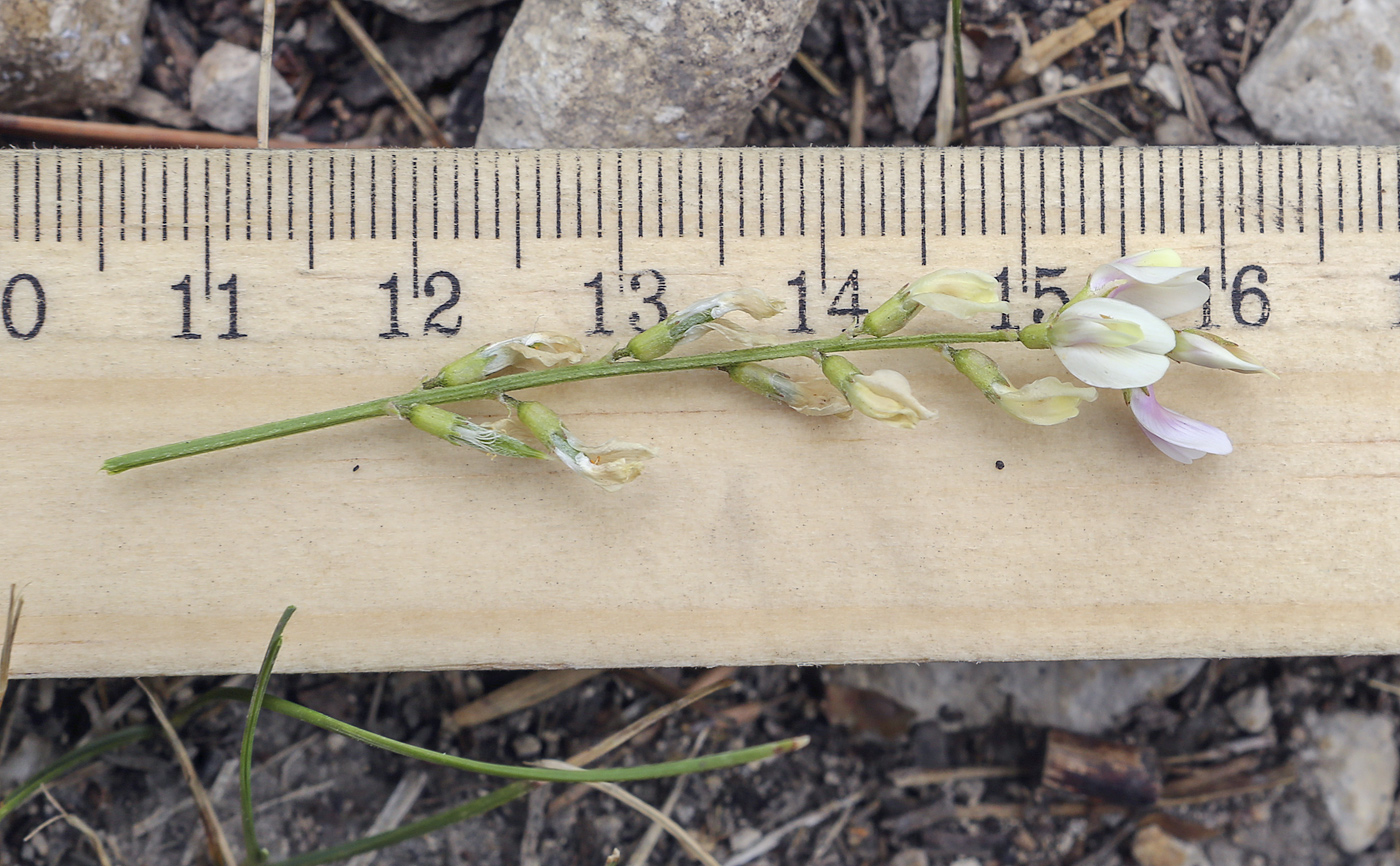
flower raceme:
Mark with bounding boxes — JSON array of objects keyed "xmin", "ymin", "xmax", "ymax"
[{"xmin": 1127, "ymin": 386, "xmax": 1233, "ymax": 464}]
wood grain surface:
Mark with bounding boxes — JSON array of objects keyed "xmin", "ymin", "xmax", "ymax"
[{"xmin": 1, "ymin": 146, "xmax": 1396, "ymax": 676}]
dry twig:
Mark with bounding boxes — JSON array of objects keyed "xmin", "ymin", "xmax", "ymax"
[
  {"xmin": 538, "ymin": 758, "xmax": 722, "ymax": 866},
  {"xmin": 0, "ymin": 584, "xmax": 22, "ymax": 710},
  {"xmin": 328, "ymin": 0, "xmax": 449, "ymax": 147},
  {"xmin": 256, "ymin": 0, "xmax": 276, "ymax": 148},
  {"xmin": 1001, "ymin": 0, "xmax": 1137, "ymax": 85},
  {"xmin": 448, "ymin": 669, "xmax": 603, "ymax": 729},
  {"xmin": 0, "ymin": 112, "xmax": 340, "ymax": 148},
  {"xmin": 963, "ymin": 72, "xmax": 1133, "ymax": 134},
  {"xmin": 31, "ymin": 787, "xmax": 115, "ymax": 866},
  {"xmin": 136, "ymin": 679, "xmax": 238, "ymax": 866},
  {"xmin": 346, "ymin": 771, "xmax": 430, "ymax": 866}
]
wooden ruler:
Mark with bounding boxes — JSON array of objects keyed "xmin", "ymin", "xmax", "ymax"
[{"xmin": 2, "ymin": 146, "xmax": 1398, "ymax": 676}]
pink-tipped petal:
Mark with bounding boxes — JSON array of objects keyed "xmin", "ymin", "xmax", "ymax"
[{"xmin": 1129, "ymin": 389, "xmax": 1233, "ymax": 460}]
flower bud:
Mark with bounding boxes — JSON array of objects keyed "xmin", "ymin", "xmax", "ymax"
[
  {"xmin": 726, "ymin": 362, "xmax": 850, "ymax": 416},
  {"xmin": 1168, "ymin": 329, "xmax": 1275, "ymax": 376},
  {"xmin": 424, "ymin": 333, "xmax": 585, "ymax": 388},
  {"xmin": 820, "ymin": 355, "xmax": 935, "ymax": 429},
  {"xmin": 626, "ymin": 288, "xmax": 784, "ymax": 361},
  {"xmin": 513, "ymin": 400, "xmax": 656, "ymax": 490},
  {"xmin": 943, "ymin": 347, "xmax": 1097, "ymax": 426},
  {"xmin": 406, "ymin": 404, "xmax": 548, "ymax": 459}
]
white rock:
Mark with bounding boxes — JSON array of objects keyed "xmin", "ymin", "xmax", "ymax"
[
  {"xmin": 477, "ymin": 0, "xmax": 818, "ymax": 148},
  {"xmin": 1141, "ymin": 62, "xmax": 1183, "ymax": 111},
  {"xmin": 1132, "ymin": 825, "xmax": 1210, "ymax": 866},
  {"xmin": 1038, "ymin": 64, "xmax": 1064, "ymax": 95},
  {"xmin": 0, "ymin": 0, "xmax": 149, "ymax": 111},
  {"xmin": 1225, "ymin": 685, "xmax": 1272, "ymax": 734},
  {"xmin": 831, "ymin": 659, "xmax": 1204, "ymax": 735},
  {"xmin": 1154, "ymin": 114, "xmax": 1213, "ymax": 146},
  {"xmin": 189, "ymin": 40, "xmax": 296, "ymax": 134},
  {"xmin": 890, "ymin": 850, "xmax": 932, "ymax": 866},
  {"xmin": 1237, "ymin": 0, "xmax": 1400, "ymax": 144},
  {"xmin": 363, "ymin": 0, "xmax": 499, "ymax": 24},
  {"xmin": 889, "ymin": 40, "xmax": 940, "ymax": 131},
  {"xmin": 1306, "ymin": 711, "xmax": 1398, "ymax": 854}
]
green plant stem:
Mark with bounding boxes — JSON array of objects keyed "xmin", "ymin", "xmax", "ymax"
[
  {"xmin": 102, "ymin": 330, "xmax": 1017, "ymax": 473},
  {"xmin": 242, "ymin": 606, "xmax": 296, "ymax": 866},
  {"xmin": 0, "ymin": 685, "xmax": 807, "ymax": 821}
]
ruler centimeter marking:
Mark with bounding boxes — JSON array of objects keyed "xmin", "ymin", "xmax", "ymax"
[{"xmin": 1, "ymin": 146, "xmax": 1398, "ymax": 351}]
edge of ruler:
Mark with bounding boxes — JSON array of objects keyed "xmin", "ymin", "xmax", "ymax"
[{"xmin": 2, "ymin": 145, "xmax": 1399, "ymax": 675}]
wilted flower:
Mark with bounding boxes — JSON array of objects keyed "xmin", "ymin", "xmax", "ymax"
[
  {"xmin": 627, "ymin": 288, "xmax": 785, "ymax": 360},
  {"xmin": 942, "ymin": 347, "xmax": 1097, "ymax": 426},
  {"xmin": 1089, "ymin": 249, "xmax": 1208, "ymax": 319},
  {"xmin": 1168, "ymin": 329, "xmax": 1275, "ymax": 376},
  {"xmin": 405, "ymin": 404, "xmax": 548, "ymax": 459},
  {"xmin": 861, "ymin": 268, "xmax": 1006, "ymax": 336},
  {"xmin": 1127, "ymin": 386, "xmax": 1233, "ymax": 464},
  {"xmin": 424, "ymin": 333, "xmax": 585, "ymax": 388},
  {"xmin": 1019, "ymin": 297, "xmax": 1176, "ymax": 389},
  {"xmin": 512, "ymin": 399, "xmax": 656, "ymax": 491},
  {"xmin": 726, "ymin": 362, "xmax": 851, "ymax": 416},
  {"xmin": 820, "ymin": 355, "xmax": 935, "ymax": 428}
]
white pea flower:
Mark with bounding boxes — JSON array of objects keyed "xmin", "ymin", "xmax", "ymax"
[
  {"xmin": 943, "ymin": 346, "xmax": 1096, "ymax": 426},
  {"xmin": 861, "ymin": 268, "xmax": 1005, "ymax": 336},
  {"xmin": 726, "ymin": 362, "xmax": 852, "ymax": 416},
  {"xmin": 1128, "ymin": 387, "xmax": 1233, "ymax": 464},
  {"xmin": 820, "ymin": 355, "xmax": 935, "ymax": 429},
  {"xmin": 405, "ymin": 404, "xmax": 548, "ymax": 460},
  {"xmin": 905, "ymin": 268, "xmax": 1008, "ymax": 319},
  {"xmin": 627, "ymin": 288, "xmax": 785, "ymax": 360},
  {"xmin": 513, "ymin": 399, "xmax": 656, "ymax": 491},
  {"xmin": 1022, "ymin": 297, "xmax": 1177, "ymax": 389},
  {"xmin": 425, "ymin": 333, "xmax": 585, "ymax": 388},
  {"xmin": 1168, "ymin": 329, "xmax": 1275, "ymax": 376},
  {"xmin": 1089, "ymin": 249, "xmax": 1208, "ymax": 319}
]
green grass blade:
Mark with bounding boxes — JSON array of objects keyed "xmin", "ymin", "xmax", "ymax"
[
  {"xmin": 241, "ymin": 606, "xmax": 296, "ymax": 866},
  {"xmin": 202, "ymin": 687, "xmax": 808, "ymax": 783}
]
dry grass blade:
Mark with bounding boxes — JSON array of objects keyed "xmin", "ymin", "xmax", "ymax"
[
  {"xmin": 536, "ymin": 759, "xmax": 722, "ymax": 866},
  {"xmin": 0, "ymin": 584, "xmax": 23, "ymax": 709},
  {"xmin": 1368, "ymin": 678, "xmax": 1400, "ymax": 698},
  {"xmin": 345, "ymin": 771, "xmax": 429, "ymax": 866},
  {"xmin": 449, "ymin": 669, "xmax": 603, "ymax": 729},
  {"xmin": 889, "ymin": 765, "xmax": 1021, "ymax": 787},
  {"xmin": 849, "ymin": 75, "xmax": 867, "ymax": 147},
  {"xmin": 1157, "ymin": 28, "xmax": 1209, "ymax": 133},
  {"xmin": 722, "ymin": 789, "xmax": 866, "ymax": 866},
  {"xmin": 256, "ymin": 0, "xmax": 276, "ymax": 148},
  {"xmin": 625, "ymin": 728, "xmax": 709, "ymax": 866},
  {"xmin": 1158, "ymin": 763, "xmax": 1297, "ymax": 806},
  {"xmin": 328, "ymin": 0, "xmax": 449, "ymax": 147},
  {"xmin": 965, "ymin": 72, "xmax": 1133, "ymax": 134},
  {"xmin": 932, "ymin": 0, "xmax": 958, "ymax": 146},
  {"xmin": 135, "ymin": 679, "xmax": 238, "ymax": 866},
  {"xmin": 0, "ymin": 112, "xmax": 342, "ymax": 148},
  {"xmin": 570, "ymin": 678, "xmax": 732, "ymax": 767},
  {"xmin": 34, "ymin": 786, "xmax": 115, "ymax": 866},
  {"xmin": 792, "ymin": 52, "xmax": 844, "ymax": 100},
  {"xmin": 1000, "ymin": 0, "xmax": 1136, "ymax": 85}
]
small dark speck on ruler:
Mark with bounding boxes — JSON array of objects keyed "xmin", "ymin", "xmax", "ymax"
[
  {"xmin": 353, "ymin": 465, "xmax": 360, "ymax": 472},
  {"xmin": 995, "ymin": 460, "xmax": 1005, "ymax": 470}
]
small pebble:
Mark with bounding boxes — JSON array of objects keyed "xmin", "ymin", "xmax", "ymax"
[
  {"xmin": 1132, "ymin": 825, "xmax": 1209, "ymax": 866},
  {"xmin": 1225, "ymin": 685, "xmax": 1272, "ymax": 734},
  {"xmin": 511, "ymin": 732, "xmax": 542, "ymax": 759}
]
